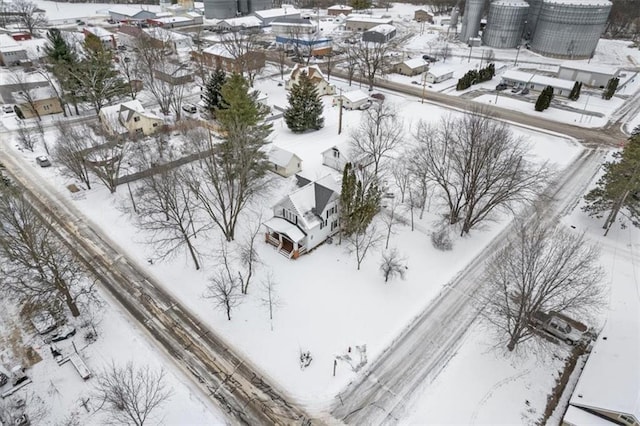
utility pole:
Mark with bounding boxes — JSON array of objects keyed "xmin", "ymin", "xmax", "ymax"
[
  {"xmin": 421, "ymin": 72, "xmax": 427, "ymax": 104},
  {"xmin": 338, "ymin": 88, "xmax": 343, "ymax": 134}
]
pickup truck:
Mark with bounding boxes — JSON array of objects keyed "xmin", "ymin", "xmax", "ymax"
[{"xmin": 531, "ymin": 311, "xmax": 586, "ymax": 345}]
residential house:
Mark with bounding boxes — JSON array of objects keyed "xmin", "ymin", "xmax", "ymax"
[
  {"xmin": 557, "ymin": 62, "xmax": 619, "ymax": 88},
  {"xmin": 191, "ymin": 44, "xmax": 266, "ymax": 74},
  {"xmin": 500, "ymin": 70, "xmax": 575, "ymax": 97},
  {"xmin": 153, "ymin": 61, "xmax": 193, "ymax": 85},
  {"xmin": 83, "ymin": 27, "xmax": 117, "ymax": 50},
  {"xmin": 394, "ymin": 58, "xmax": 429, "ymax": 76},
  {"xmin": 255, "ymin": 6, "xmax": 301, "ymax": 26},
  {"xmin": 267, "ymin": 146, "xmax": 302, "ymax": 177},
  {"xmin": 345, "ymin": 15, "xmax": 393, "ymax": 31},
  {"xmin": 215, "ymin": 16, "xmax": 263, "ymax": 31},
  {"xmin": 273, "ymin": 18, "xmax": 333, "ymax": 57},
  {"xmin": 263, "ymin": 174, "xmax": 341, "ymax": 258},
  {"xmin": 8, "ymin": 85, "xmax": 63, "ymax": 119},
  {"xmin": 562, "ymin": 289, "xmax": 639, "ymax": 426},
  {"xmin": 321, "ymin": 141, "xmax": 372, "ymax": 173},
  {"xmin": 99, "ymin": 100, "xmax": 164, "ymax": 137},
  {"xmin": 0, "ymin": 34, "xmax": 27, "ymax": 66},
  {"xmin": 362, "ymin": 24, "xmax": 396, "ymax": 43},
  {"xmin": 414, "ymin": 9, "xmax": 434, "ymax": 23},
  {"xmin": 424, "ymin": 67, "xmax": 454, "ymax": 84},
  {"xmin": 108, "ymin": 6, "xmax": 156, "ymax": 23},
  {"xmin": 286, "ymin": 64, "xmax": 335, "ymax": 96},
  {"xmin": 327, "ymin": 4, "xmax": 353, "ymax": 16},
  {"xmin": 333, "ymin": 89, "xmax": 369, "ymax": 110},
  {"xmin": 143, "ymin": 27, "xmax": 193, "ymax": 52}
]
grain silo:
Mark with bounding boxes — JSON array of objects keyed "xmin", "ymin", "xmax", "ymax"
[
  {"xmin": 483, "ymin": 0, "xmax": 529, "ymax": 48},
  {"xmin": 530, "ymin": 0, "xmax": 612, "ymax": 59},
  {"xmin": 450, "ymin": 6, "xmax": 460, "ymax": 28},
  {"xmin": 203, "ymin": 0, "xmax": 238, "ymax": 19},
  {"xmin": 523, "ymin": 0, "xmax": 543, "ymax": 39},
  {"xmin": 459, "ymin": 0, "xmax": 486, "ymax": 43}
]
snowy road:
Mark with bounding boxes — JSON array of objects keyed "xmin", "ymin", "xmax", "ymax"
[
  {"xmin": 330, "ymin": 148, "xmax": 607, "ymax": 424},
  {"xmin": 0, "ymin": 141, "xmax": 318, "ymax": 426}
]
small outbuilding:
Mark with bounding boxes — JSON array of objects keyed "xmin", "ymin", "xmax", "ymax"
[
  {"xmin": 362, "ymin": 24, "xmax": 396, "ymax": 43},
  {"xmin": 501, "ymin": 70, "xmax": 575, "ymax": 97},
  {"xmin": 557, "ymin": 62, "xmax": 620, "ymax": 88},
  {"xmin": 267, "ymin": 146, "xmax": 302, "ymax": 177},
  {"xmin": 394, "ymin": 58, "xmax": 429, "ymax": 76},
  {"xmin": 424, "ymin": 67, "xmax": 454, "ymax": 84},
  {"xmin": 345, "ymin": 16, "xmax": 393, "ymax": 31},
  {"xmin": 333, "ymin": 89, "xmax": 369, "ymax": 110},
  {"xmin": 328, "ymin": 5, "xmax": 353, "ymax": 16},
  {"xmin": 414, "ymin": 9, "xmax": 434, "ymax": 23},
  {"xmin": 286, "ymin": 64, "xmax": 335, "ymax": 96}
]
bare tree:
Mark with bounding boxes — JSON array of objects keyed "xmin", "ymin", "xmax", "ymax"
[
  {"xmin": 482, "ymin": 219, "xmax": 604, "ymax": 352},
  {"xmin": 238, "ymin": 212, "xmax": 262, "ymax": 294},
  {"xmin": 346, "ymin": 223, "xmax": 382, "ymax": 270},
  {"xmin": 15, "ymin": 120, "xmax": 38, "ymax": 151},
  {"xmin": 350, "ymin": 102, "xmax": 403, "ymax": 182},
  {"xmin": 391, "ymin": 158, "xmax": 409, "ymax": 203},
  {"xmin": 94, "ymin": 362, "xmax": 172, "ymax": 426},
  {"xmin": 0, "ymin": 186, "xmax": 91, "ymax": 317},
  {"xmin": 114, "ymin": 50, "xmax": 140, "ymax": 100},
  {"xmin": 413, "ymin": 111, "xmax": 550, "ymax": 235},
  {"xmin": 380, "ymin": 197, "xmax": 401, "ymax": 249},
  {"xmin": 131, "ymin": 168, "xmax": 207, "ymax": 270},
  {"xmin": 352, "ymin": 39, "xmax": 394, "ymax": 90},
  {"xmin": 53, "ymin": 121, "xmax": 93, "ymax": 189},
  {"xmin": 379, "ymin": 248, "xmax": 407, "ymax": 283},
  {"xmin": 274, "ymin": 45, "xmax": 288, "ymax": 80},
  {"xmin": 407, "ymin": 146, "xmax": 431, "ymax": 220},
  {"xmin": 218, "ymin": 30, "xmax": 264, "ymax": 86},
  {"xmin": 85, "ymin": 125, "xmax": 128, "ymax": 194},
  {"xmin": 343, "ymin": 42, "xmax": 358, "ymax": 86},
  {"xmin": 134, "ymin": 36, "xmax": 181, "ymax": 116},
  {"xmin": 10, "ymin": 71, "xmax": 43, "ymax": 121},
  {"xmin": 11, "ymin": 0, "xmax": 47, "ymax": 35},
  {"xmin": 205, "ymin": 270, "xmax": 242, "ymax": 321},
  {"xmin": 260, "ymin": 272, "xmax": 281, "ymax": 330}
]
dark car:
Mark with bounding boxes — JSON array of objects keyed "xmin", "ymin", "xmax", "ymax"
[
  {"xmin": 49, "ymin": 326, "xmax": 76, "ymax": 343},
  {"xmin": 422, "ymin": 54, "xmax": 437, "ymax": 62},
  {"xmin": 36, "ymin": 156, "xmax": 51, "ymax": 167},
  {"xmin": 520, "ymin": 88, "xmax": 530, "ymax": 95},
  {"xmin": 495, "ymin": 83, "xmax": 508, "ymax": 91}
]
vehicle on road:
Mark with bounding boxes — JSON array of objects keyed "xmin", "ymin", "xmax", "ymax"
[
  {"xmin": 422, "ymin": 54, "xmax": 437, "ymax": 62},
  {"xmin": 36, "ymin": 156, "xmax": 51, "ymax": 167},
  {"xmin": 2, "ymin": 105, "xmax": 14, "ymax": 114},
  {"xmin": 182, "ymin": 104, "xmax": 197, "ymax": 114},
  {"xmin": 531, "ymin": 311, "xmax": 586, "ymax": 345},
  {"xmin": 520, "ymin": 88, "xmax": 529, "ymax": 95},
  {"xmin": 411, "ymin": 81, "xmax": 421, "ymax": 85}
]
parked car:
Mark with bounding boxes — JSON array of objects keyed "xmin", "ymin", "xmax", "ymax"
[
  {"xmin": 49, "ymin": 325, "xmax": 76, "ymax": 343},
  {"xmin": 36, "ymin": 156, "xmax": 51, "ymax": 167},
  {"xmin": 422, "ymin": 54, "xmax": 437, "ymax": 62},
  {"xmin": 531, "ymin": 311, "xmax": 586, "ymax": 345},
  {"xmin": 495, "ymin": 83, "xmax": 508, "ymax": 91},
  {"xmin": 511, "ymin": 87, "xmax": 521, "ymax": 94},
  {"xmin": 520, "ymin": 88, "xmax": 530, "ymax": 95},
  {"xmin": 182, "ymin": 104, "xmax": 197, "ymax": 114},
  {"xmin": 411, "ymin": 80, "xmax": 421, "ymax": 85},
  {"xmin": 2, "ymin": 105, "xmax": 14, "ymax": 114},
  {"xmin": 359, "ymin": 102, "xmax": 371, "ymax": 110}
]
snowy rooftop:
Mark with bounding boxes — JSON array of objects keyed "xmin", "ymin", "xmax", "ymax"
[
  {"xmin": 254, "ymin": 6, "xmax": 300, "ymax": 19},
  {"xmin": 366, "ymin": 24, "xmax": 396, "ymax": 34},
  {"xmin": 84, "ymin": 26, "xmax": 113, "ymax": 38},
  {"xmin": 340, "ymin": 89, "xmax": 369, "ymax": 103},
  {"xmin": 268, "ymin": 145, "xmax": 300, "ymax": 168},
  {"xmin": 144, "ymin": 27, "xmax": 191, "ymax": 41},
  {"xmin": 328, "ymin": 4, "xmax": 353, "ymax": 10},
  {"xmin": 203, "ymin": 44, "xmax": 233, "ymax": 58},
  {"xmin": 346, "ymin": 16, "xmax": 393, "ymax": 24},
  {"xmin": 151, "ymin": 16, "xmax": 193, "ymax": 23},
  {"xmin": 288, "ymin": 64, "xmax": 327, "ymax": 82},
  {"xmin": 279, "ymin": 174, "xmax": 339, "ymax": 230},
  {"xmin": 0, "ymin": 34, "xmax": 21, "ymax": 51},
  {"xmin": 502, "ymin": 70, "xmax": 575, "ymax": 90},
  {"xmin": 219, "ymin": 15, "xmax": 262, "ymax": 27},
  {"xmin": 559, "ymin": 61, "xmax": 619, "ymax": 75},
  {"xmin": 109, "ymin": 6, "xmax": 156, "ymax": 18},
  {"xmin": 11, "ymin": 86, "xmax": 56, "ymax": 102},
  {"xmin": 427, "ymin": 67, "xmax": 455, "ymax": 77},
  {"xmin": 402, "ymin": 58, "xmax": 428, "ymax": 69},
  {"xmin": 546, "ymin": 0, "xmax": 611, "ymax": 5}
]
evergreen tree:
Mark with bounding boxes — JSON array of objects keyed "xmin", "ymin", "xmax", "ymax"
[
  {"xmin": 203, "ymin": 68, "xmax": 227, "ymax": 114},
  {"xmin": 45, "ymin": 29, "xmax": 80, "ymax": 114},
  {"xmin": 350, "ymin": 0, "xmax": 371, "ymax": 11},
  {"xmin": 602, "ymin": 77, "xmax": 619, "ymax": 100},
  {"xmin": 339, "ymin": 162, "xmax": 380, "ymax": 238},
  {"xmin": 544, "ymin": 86, "xmax": 554, "ymax": 108},
  {"xmin": 45, "ymin": 28, "xmax": 75, "ymax": 63},
  {"xmin": 284, "ymin": 71, "xmax": 324, "ymax": 133},
  {"xmin": 569, "ymin": 81, "xmax": 582, "ymax": 101},
  {"xmin": 534, "ymin": 91, "xmax": 547, "ymax": 111},
  {"xmin": 583, "ymin": 133, "xmax": 640, "ymax": 233}
]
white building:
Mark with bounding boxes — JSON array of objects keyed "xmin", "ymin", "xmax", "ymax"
[
  {"xmin": 500, "ymin": 70, "xmax": 575, "ymax": 97},
  {"xmin": 144, "ymin": 27, "xmax": 193, "ymax": 52},
  {"xmin": 286, "ymin": 64, "xmax": 335, "ymax": 96},
  {"xmin": 267, "ymin": 146, "xmax": 302, "ymax": 177},
  {"xmin": 425, "ymin": 67, "xmax": 454, "ymax": 84},
  {"xmin": 557, "ymin": 62, "xmax": 620, "ymax": 88},
  {"xmin": 254, "ymin": 6, "xmax": 301, "ymax": 25},
  {"xmin": 345, "ymin": 15, "xmax": 393, "ymax": 31},
  {"xmin": 333, "ymin": 89, "xmax": 369, "ymax": 110}
]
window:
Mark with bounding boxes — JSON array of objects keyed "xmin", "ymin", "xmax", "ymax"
[
  {"xmin": 152, "ymin": 122, "xmax": 158, "ymax": 127},
  {"xmin": 135, "ymin": 128, "xmax": 143, "ymax": 134},
  {"xmin": 619, "ymin": 415, "xmax": 634, "ymax": 425},
  {"xmin": 134, "ymin": 116, "xmax": 140, "ymax": 122},
  {"xmin": 333, "ymin": 149, "xmax": 340, "ymax": 158},
  {"xmin": 331, "ymin": 220, "xmax": 338, "ymax": 231}
]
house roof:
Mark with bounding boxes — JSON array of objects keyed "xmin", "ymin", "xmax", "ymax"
[
  {"xmin": 254, "ymin": 6, "xmax": 301, "ymax": 19},
  {"xmin": 346, "ymin": 16, "xmax": 393, "ymax": 24},
  {"xmin": 501, "ymin": 70, "xmax": 575, "ymax": 90},
  {"xmin": 0, "ymin": 34, "xmax": 23, "ymax": 52},
  {"xmin": 144, "ymin": 27, "xmax": 192, "ymax": 42},
  {"xmin": 84, "ymin": 27, "xmax": 113, "ymax": 38},
  {"xmin": 151, "ymin": 16, "xmax": 193, "ymax": 24},
  {"xmin": 100, "ymin": 100, "xmax": 162, "ymax": 130},
  {"xmin": 288, "ymin": 64, "xmax": 327, "ymax": 84},
  {"xmin": 271, "ymin": 17, "xmax": 315, "ymax": 26},
  {"xmin": 218, "ymin": 15, "xmax": 262, "ymax": 28},
  {"xmin": 263, "ymin": 217, "xmax": 306, "ymax": 242},
  {"xmin": 563, "ymin": 405, "xmax": 618, "ymax": 425},
  {"xmin": 268, "ymin": 146, "xmax": 300, "ymax": 168},
  {"xmin": 427, "ymin": 67, "xmax": 454, "ymax": 78},
  {"xmin": 328, "ymin": 4, "xmax": 353, "ymax": 10},
  {"xmin": 402, "ymin": 58, "xmax": 428, "ymax": 69},
  {"xmin": 340, "ymin": 89, "xmax": 369, "ymax": 103},
  {"xmin": 366, "ymin": 24, "xmax": 396, "ymax": 35},
  {"xmin": 109, "ymin": 6, "xmax": 155, "ymax": 18},
  {"xmin": 415, "ymin": 8, "xmax": 433, "ymax": 14},
  {"xmin": 559, "ymin": 61, "xmax": 619, "ymax": 76},
  {"xmin": 203, "ymin": 43, "xmax": 233, "ymax": 59},
  {"xmin": 277, "ymin": 174, "xmax": 339, "ymax": 230}
]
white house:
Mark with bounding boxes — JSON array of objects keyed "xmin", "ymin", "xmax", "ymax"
[
  {"xmin": 99, "ymin": 100, "xmax": 164, "ymax": 137},
  {"xmin": 263, "ymin": 175, "xmax": 341, "ymax": 258},
  {"xmin": 501, "ymin": 70, "xmax": 575, "ymax": 97},
  {"xmin": 143, "ymin": 27, "xmax": 193, "ymax": 52},
  {"xmin": 286, "ymin": 64, "xmax": 335, "ymax": 96},
  {"xmin": 267, "ymin": 146, "xmax": 302, "ymax": 177},
  {"xmin": 321, "ymin": 141, "xmax": 372, "ymax": 173},
  {"xmin": 333, "ymin": 89, "xmax": 369, "ymax": 110},
  {"xmin": 557, "ymin": 62, "xmax": 619, "ymax": 88},
  {"xmin": 425, "ymin": 67, "xmax": 454, "ymax": 84},
  {"xmin": 215, "ymin": 15, "xmax": 262, "ymax": 31},
  {"xmin": 394, "ymin": 58, "xmax": 429, "ymax": 76}
]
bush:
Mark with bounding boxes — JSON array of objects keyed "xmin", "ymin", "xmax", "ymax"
[{"xmin": 431, "ymin": 226, "xmax": 453, "ymax": 251}]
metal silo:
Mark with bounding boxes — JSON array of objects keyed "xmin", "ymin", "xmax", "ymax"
[
  {"xmin": 203, "ymin": 0, "xmax": 238, "ymax": 19},
  {"xmin": 530, "ymin": 0, "xmax": 612, "ymax": 59},
  {"xmin": 248, "ymin": 0, "xmax": 272, "ymax": 13},
  {"xmin": 459, "ymin": 0, "xmax": 486, "ymax": 43},
  {"xmin": 483, "ymin": 0, "xmax": 529, "ymax": 48},
  {"xmin": 523, "ymin": 0, "xmax": 543, "ymax": 39},
  {"xmin": 450, "ymin": 6, "xmax": 460, "ymax": 27}
]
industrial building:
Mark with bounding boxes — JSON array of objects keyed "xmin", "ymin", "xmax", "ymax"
[
  {"xmin": 203, "ymin": 0, "xmax": 274, "ymax": 20},
  {"xmin": 557, "ymin": 62, "xmax": 619, "ymax": 87},
  {"xmin": 500, "ymin": 69, "xmax": 575, "ymax": 96},
  {"xmin": 460, "ymin": 0, "xmax": 612, "ymax": 60},
  {"xmin": 482, "ymin": 0, "xmax": 529, "ymax": 48}
]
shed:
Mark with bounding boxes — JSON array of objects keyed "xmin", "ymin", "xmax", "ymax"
[
  {"xmin": 267, "ymin": 146, "xmax": 302, "ymax": 177},
  {"xmin": 395, "ymin": 58, "xmax": 429, "ymax": 76},
  {"xmin": 328, "ymin": 5, "xmax": 353, "ymax": 16},
  {"xmin": 414, "ymin": 9, "xmax": 434, "ymax": 23},
  {"xmin": 362, "ymin": 24, "xmax": 396, "ymax": 43},
  {"xmin": 108, "ymin": 6, "xmax": 156, "ymax": 23},
  {"xmin": 425, "ymin": 67, "xmax": 454, "ymax": 84},
  {"xmin": 345, "ymin": 16, "xmax": 393, "ymax": 31},
  {"xmin": 557, "ymin": 62, "xmax": 619, "ymax": 88},
  {"xmin": 334, "ymin": 90, "xmax": 369, "ymax": 110}
]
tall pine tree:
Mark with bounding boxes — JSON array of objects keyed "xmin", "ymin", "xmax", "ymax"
[
  {"xmin": 339, "ymin": 162, "xmax": 380, "ymax": 239},
  {"xmin": 569, "ymin": 81, "xmax": 582, "ymax": 101},
  {"xmin": 203, "ymin": 68, "xmax": 227, "ymax": 114},
  {"xmin": 583, "ymin": 132, "xmax": 640, "ymax": 234},
  {"xmin": 284, "ymin": 70, "xmax": 324, "ymax": 133},
  {"xmin": 602, "ymin": 77, "xmax": 619, "ymax": 100}
]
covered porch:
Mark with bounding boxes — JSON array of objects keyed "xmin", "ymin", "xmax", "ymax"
[{"xmin": 263, "ymin": 217, "xmax": 307, "ymax": 259}]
